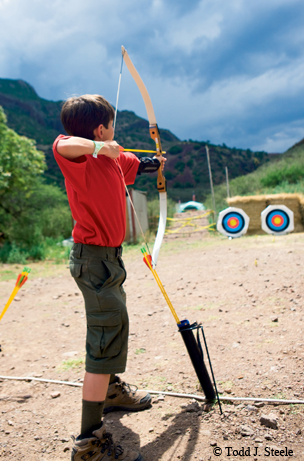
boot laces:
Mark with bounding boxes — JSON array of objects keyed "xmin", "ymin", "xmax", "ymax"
[
  {"xmin": 98, "ymin": 431, "xmax": 124, "ymax": 459},
  {"xmin": 117, "ymin": 381, "xmax": 138, "ymax": 395}
]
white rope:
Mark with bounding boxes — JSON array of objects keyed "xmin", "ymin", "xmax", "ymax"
[
  {"xmin": 1, "ymin": 376, "xmax": 304, "ymax": 405},
  {"xmin": 143, "ymin": 390, "xmax": 304, "ymax": 405},
  {"xmin": 0, "ymin": 375, "xmax": 82, "ymax": 387}
]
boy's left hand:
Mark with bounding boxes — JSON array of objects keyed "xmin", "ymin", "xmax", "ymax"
[{"xmin": 154, "ymin": 155, "xmax": 166, "ymax": 171}]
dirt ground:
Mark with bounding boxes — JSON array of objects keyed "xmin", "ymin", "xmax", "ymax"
[{"xmin": 0, "ymin": 231, "xmax": 303, "ymax": 460}]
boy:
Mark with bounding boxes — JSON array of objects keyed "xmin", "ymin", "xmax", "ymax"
[{"xmin": 53, "ymin": 94, "xmax": 165, "ymax": 461}]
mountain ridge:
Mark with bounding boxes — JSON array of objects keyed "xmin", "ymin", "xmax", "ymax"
[{"xmin": 0, "ymin": 77, "xmax": 274, "ymax": 201}]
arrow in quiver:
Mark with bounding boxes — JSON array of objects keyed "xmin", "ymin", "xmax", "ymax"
[
  {"xmin": 261, "ymin": 205, "xmax": 294, "ymax": 235},
  {"xmin": 217, "ymin": 207, "xmax": 250, "ymax": 238}
]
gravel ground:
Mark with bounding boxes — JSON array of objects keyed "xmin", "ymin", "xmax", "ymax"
[{"xmin": 0, "ymin": 231, "xmax": 303, "ymax": 460}]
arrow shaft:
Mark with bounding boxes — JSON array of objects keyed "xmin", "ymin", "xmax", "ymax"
[
  {"xmin": 0, "ymin": 286, "xmax": 20, "ymax": 322},
  {"xmin": 122, "ymin": 148, "xmax": 166, "ymax": 154},
  {"xmin": 142, "ymin": 250, "xmax": 180, "ymax": 324}
]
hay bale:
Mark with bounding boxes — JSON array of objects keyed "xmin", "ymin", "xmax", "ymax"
[
  {"xmin": 227, "ymin": 195, "xmax": 267, "ymax": 234},
  {"xmin": 227, "ymin": 193, "xmax": 304, "ymax": 234},
  {"xmin": 299, "ymin": 195, "xmax": 304, "ymax": 225},
  {"xmin": 265, "ymin": 194, "xmax": 303, "ymax": 232}
]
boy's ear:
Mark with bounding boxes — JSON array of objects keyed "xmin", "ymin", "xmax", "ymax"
[{"xmin": 93, "ymin": 124, "xmax": 104, "ymax": 139}]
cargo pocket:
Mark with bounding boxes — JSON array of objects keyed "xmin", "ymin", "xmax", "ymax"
[
  {"xmin": 88, "ymin": 260, "xmax": 113, "ymax": 292},
  {"xmin": 87, "ymin": 311, "xmax": 122, "ymax": 359},
  {"xmin": 70, "ymin": 262, "xmax": 82, "ymax": 279}
]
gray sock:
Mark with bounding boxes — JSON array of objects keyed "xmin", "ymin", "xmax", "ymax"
[{"xmin": 80, "ymin": 400, "xmax": 105, "ymax": 438}]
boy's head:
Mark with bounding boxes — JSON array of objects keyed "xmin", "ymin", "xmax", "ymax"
[{"xmin": 61, "ymin": 94, "xmax": 115, "ymax": 139}]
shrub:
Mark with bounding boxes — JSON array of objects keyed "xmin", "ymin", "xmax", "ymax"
[
  {"xmin": 261, "ymin": 165, "xmax": 304, "ymax": 187},
  {"xmin": 168, "ymin": 145, "xmax": 183, "ymax": 155}
]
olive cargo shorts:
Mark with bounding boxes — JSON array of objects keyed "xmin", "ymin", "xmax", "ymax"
[{"xmin": 69, "ymin": 243, "xmax": 128, "ymax": 374}]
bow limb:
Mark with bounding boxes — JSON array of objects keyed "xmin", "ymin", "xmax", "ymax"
[{"xmin": 122, "ymin": 46, "xmax": 167, "ymax": 268}]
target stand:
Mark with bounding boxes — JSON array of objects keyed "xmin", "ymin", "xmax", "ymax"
[
  {"xmin": 261, "ymin": 205, "xmax": 294, "ymax": 235},
  {"xmin": 217, "ymin": 207, "xmax": 250, "ymax": 238}
]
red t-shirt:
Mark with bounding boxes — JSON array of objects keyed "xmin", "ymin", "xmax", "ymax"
[{"xmin": 53, "ymin": 135, "xmax": 140, "ymax": 247}]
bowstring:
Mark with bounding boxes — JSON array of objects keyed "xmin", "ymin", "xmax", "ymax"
[
  {"xmin": 113, "ymin": 48, "xmax": 152, "ymax": 257},
  {"xmin": 113, "ymin": 50, "xmax": 124, "ymax": 134}
]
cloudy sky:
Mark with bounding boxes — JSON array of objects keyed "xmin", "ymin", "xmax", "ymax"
[{"xmin": 0, "ymin": 0, "xmax": 304, "ymax": 153}]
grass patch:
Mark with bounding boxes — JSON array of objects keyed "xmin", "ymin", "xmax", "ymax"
[
  {"xmin": 139, "ymin": 375, "xmax": 169, "ymax": 391},
  {"xmin": 0, "ymin": 269, "xmax": 17, "ymax": 282},
  {"xmin": 57, "ymin": 357, "xmax": 85, "ymax": 371},
  {"xmin": 206, "ymin": 315, "xmax": 219, "ymax": 322},
  {"xmin": 0, "ymin": 260, "xmax": 69, "ymax": 283},
  {"xmin": 218, "ymin": 380, "xmax": 234, "ymax": 390},
  {"xmin": 135, "ymin": 348, "xmax": 146, "ymax": 355},
  {"xmin": 272, "ymin": 392, "xmax": 287, "ymax": 400},
  {"xmin": 289, "ymin": 404, "xmax": 302, "ymax": 414}
]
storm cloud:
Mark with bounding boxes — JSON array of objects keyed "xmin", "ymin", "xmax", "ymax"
[{"xmin": 0, "ymin": 0, "xmax": 304, "ymax": 152}]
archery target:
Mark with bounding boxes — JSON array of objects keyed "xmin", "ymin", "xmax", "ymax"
[
  {"xmin": 261, "ymin": 205, "xmax": 294, "ymax": 235},
  {"xmin": 217, "ymin": 207, "xmax": 250, "ymax": 238}
]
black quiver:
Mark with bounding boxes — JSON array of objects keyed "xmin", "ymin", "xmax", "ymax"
[{"xmin": 178, "ymin": 320, "xmax": 222, "ymax": 412}]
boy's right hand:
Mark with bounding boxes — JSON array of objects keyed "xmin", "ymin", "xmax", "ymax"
[{"xmin": 101, "ymin": 141, "xmax": 121, "ymax": 160}]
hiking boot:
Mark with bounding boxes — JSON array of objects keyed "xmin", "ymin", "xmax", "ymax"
[
  {"xmin": 71, "ymin": 424, "xmax": 143, "ymax": 461},
  {"xmin": 104, "ymin": 378, "xmax": 152, "ymax": 414}
]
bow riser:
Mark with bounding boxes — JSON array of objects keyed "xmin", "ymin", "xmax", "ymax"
[{"xmin": 149, "ymin": 124, "xmax": 166, "ymax": 192}]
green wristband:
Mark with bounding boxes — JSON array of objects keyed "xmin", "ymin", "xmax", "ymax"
[{"xmin": 92, "ymin": 141, "xmax": 105, "ymax": 158}]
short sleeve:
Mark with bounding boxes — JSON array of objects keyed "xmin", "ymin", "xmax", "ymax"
[
  {"xmin": 118, "ymin": 151, "xmax": 140, "ymax": 186},
  {"xmin": 53, "ymin": 135, "xmax": 88, "ymax": 193}
]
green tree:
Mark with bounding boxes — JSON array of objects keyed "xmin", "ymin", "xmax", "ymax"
[{"xmin": 0, "ymin": 106, "xmax": 45, "ymax": 225}]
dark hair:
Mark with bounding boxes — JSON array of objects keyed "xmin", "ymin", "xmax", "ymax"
[{"xmin": 61, "ymin": 94, "xmax": 115, "ymax": 139}]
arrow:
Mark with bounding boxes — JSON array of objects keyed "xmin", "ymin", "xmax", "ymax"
[
  {"xmin": 0, "ymin": 267, "xmax": 31, "ymax": 322},
  {"xmin": 141, "ymin": 248, "xmax": 180, "ymax": 324},
  {"xmin": 120, "ymin": 148, "xmax": 166, "ymax": 154},
  {"xmin": 141, "ymin": 248, "xmax": 222, "ymax": 411}
]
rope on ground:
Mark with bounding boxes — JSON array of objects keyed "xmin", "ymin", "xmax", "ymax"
[{"xmin": 1, "ymin": 376, "xmax": 304, "ymax": 405}]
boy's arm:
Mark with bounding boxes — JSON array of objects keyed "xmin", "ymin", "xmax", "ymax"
[{"xmin": 57, "ymin": 137, "xmax": 121, "ymax": 160}]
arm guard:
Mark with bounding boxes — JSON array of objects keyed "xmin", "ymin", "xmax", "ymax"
[{"xmin": 137, "ymin": 157, "xmax": 160, "ymax": 175}]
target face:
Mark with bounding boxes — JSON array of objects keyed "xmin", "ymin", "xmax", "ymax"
[
  {"xmin": 261, "ymin": 205, "xmax": 294, "ymax": 235},
  {"xmin": 217, "ymin": 207, "xmax": 250, "ymax": 238},
  {"xmin": 223, "ymin": 212, "xmax": 245, "ymax": 234}
]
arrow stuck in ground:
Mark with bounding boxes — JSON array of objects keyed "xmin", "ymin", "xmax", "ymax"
[{"xmin": 0, "ymin": 267, "xmax": 31, "ymax": 322}]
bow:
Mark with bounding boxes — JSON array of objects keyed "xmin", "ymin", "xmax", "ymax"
[{"xmin": 121, "ymin": 46, "xmax": 167, "ymax": 268}]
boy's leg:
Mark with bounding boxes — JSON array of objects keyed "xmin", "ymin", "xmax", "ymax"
[
  {"xmin": 74, "ymin": 371, "xmax": 143, "ymax": 460},
  {"xmin": 70, "ymin": 245, "xmax": 143, "ymax": 459},
  {"xmin": 83, "ymin": 372, "xmax": 110, "ymax": 401},
  {"xmin": 80, "ymin": 372, "xmax": 110, "ymax": 437}
]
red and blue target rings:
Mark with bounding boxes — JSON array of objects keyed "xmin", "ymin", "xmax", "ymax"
[
  {"xmin": 261, "ymin": 205, "xmax": 294, "ymax": 235},
  {"xmin": 266, "ymin": 210, "xmax": 289, "ymax": 232},
  {"xmin": 217, "ymin": 207, "xmax": 250, "ymax": 238},
  {"xmin": 223, "ymin": 212, "xmax": 245, "ymax": 234}
]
